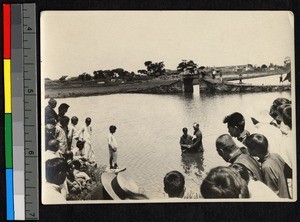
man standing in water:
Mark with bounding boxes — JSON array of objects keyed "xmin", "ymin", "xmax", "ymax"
[
  {"xmin": 108, "ymin": 125, "xmax": 119, "ymax": 169},
  {"xmin": 187, "ymin": 123, "xmax": 204, "ymax": 153},
  {"xmin": 179, "ymin": 127, "xmax": 193, "ymax": 153}
]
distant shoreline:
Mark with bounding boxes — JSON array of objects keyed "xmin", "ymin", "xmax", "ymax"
[{"xmin": 44, "ymin": 72, "xmax": 289, "ymax": 99}]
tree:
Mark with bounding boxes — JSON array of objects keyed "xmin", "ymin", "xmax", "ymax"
[
  {"xmin": 59, "ymin": 75, "xmax": 68, "ymax": 82},
  {"xmin": 261, "ymin": 64, "xmax": 267, "ymax": 69},
  {"xmin": 137, "ymin": 69, "xmax": 148, "ymax": 75},
  {"xmin": 177, "ymin": 60, "xmax": 198, "ymax": 74},
  {"xmin": 77, "ymin": 72, "xmax": 92, "ymax": 81},
  {"xmin": 144, "ymin": 61, "xmax": 166, "ymax": 76}
]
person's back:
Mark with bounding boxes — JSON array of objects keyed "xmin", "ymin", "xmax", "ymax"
[
  {"xmin": 245, "ymin": 133, "xmax": 291, "ymax": 198},
  {"xmin": 261, "ymin": 153, "xmax": 290, "ymax": 198},
  {"xmin": 232, "ymin": 151, "xmax": 263, "ymax": 182}
]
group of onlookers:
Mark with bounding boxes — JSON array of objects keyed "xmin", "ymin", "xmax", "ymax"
[
  {"xmin": 44, "ymin": 96, "xmax": 293, "ymax": 202},
  {"xmin": 175, "ymin": 97, "xmax": 293, "ymax": 199}
]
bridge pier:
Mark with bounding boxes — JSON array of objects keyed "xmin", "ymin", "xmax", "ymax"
[{"xmin": 181, "ymin": 74, "xmax": 199, "ymax": 93}]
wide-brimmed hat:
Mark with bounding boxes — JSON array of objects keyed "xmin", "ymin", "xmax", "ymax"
[{"xmin": 101, "ymin": 172, "xmax": 140, "ymax": 200}]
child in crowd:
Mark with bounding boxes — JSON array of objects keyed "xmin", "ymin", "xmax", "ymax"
[
  {"xmin": 163, "ymin": 171, "xmax": 185, "ymax": 198},
  {"xmin": 108, "ymin": 125, "xmax": 119, "ymax": 169}
]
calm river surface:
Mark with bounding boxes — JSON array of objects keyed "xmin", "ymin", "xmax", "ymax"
[{"xmin": 53, "ymin": 85, "xmax": 291, "ymax": 199}]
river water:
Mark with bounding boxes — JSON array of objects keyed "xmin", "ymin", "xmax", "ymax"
[{"xmin": 52, "ymin": 84, "xmax": 291, "ymax": 199}]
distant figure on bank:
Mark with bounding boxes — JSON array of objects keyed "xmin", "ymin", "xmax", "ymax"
[
  {"xmin": 200, "ymin": 166, "xmax": 249, "ymax": 198},
  {"xmin": 164, "ymin": 171, "xmax": 185, "ymax": 198},
  {"xmin": 279, "ymin": 74, "xmax": 283, "ymax": 83},
  {"xmin": 68, "ymin": 116, "xmax": 79, "ymax": 150},
  {"xmin": 231, "ymin": 163, "xmax": 279, "ymax": 200},
  {"xmin": 78, "ymin": 117, "xmax": 93, "ymax": 160},
  {"xmin": 223, "ymin": 112, "xmax": 250, "ymax": 144},
  {"xmin": 179, "ymin": 127, "xmax": 193, "ymax": 153},
  {"xmin": 108, "ymin": 125, "xmax": 119, "ymax": 169},
  {"xmin": 188, "ymin": 123, "xmax": 203, "ymax": 153},
  {"xmin": 215, "ymin": 134, "xmax": 263, "ymax": 182},
  {"xmin": 45, "ymin": 98, "xmax": 58, "ymax": 124},
  {"xmin": 245, "ymin": 133, "xmax": 291, "ymax": 198},
  {"xmin": 239, "ymin": 73, "xmax": 243, "ymax": 84},
  {"xmin": 55, "ymin": 116, "xmax": 70, "ymax": 154},
  {"xmin": 57, "ymin": 103, "xmax": 70, "ymax": 122},
  {"xmin": 44, "ymin": 158, "xmax": 69, "ymax": 203}
]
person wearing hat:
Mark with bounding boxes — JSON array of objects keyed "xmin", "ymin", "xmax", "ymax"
[
  {"xmin": 187, "ymin": 123, "xmax": 203, "ymax": 153},
  {"xmin": 45, "ymin": 98, "xmax": 58, "ymax": 124},
  {"xmin": 94, "ymin": 172, "xmax": 148, "ymax": 200},
  {"xmin": 223, "ymin": 112, "xmax": 249, "ymax": 144}
]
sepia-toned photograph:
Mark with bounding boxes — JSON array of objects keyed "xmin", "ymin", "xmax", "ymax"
[{"xmin": 41, "ymin": 11, "xmax": 296, "ymax": 204}]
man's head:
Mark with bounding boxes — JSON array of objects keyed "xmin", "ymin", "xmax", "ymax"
[
  {"xmin": 282, "ymin": 106, "xmax": 292, "ymax": 129},
  {"xmin": 164, "ymin": 171, "xmax": 185, "ymax": 198},
  {"xmin": 109, "ymin": 125, "xmax": 117, "ymax": 134},
  {"xmin": 215, "ymin": 134, "xmax": 238, "ymax": 162},
  {"xmin": 48, "ymin": 98, "xmax": 57, "ymax": 108},
  {"xmin": 59, "ymin": 116, "xmax": 70, "ymax": 127},
  {"xmin": 193, "ymin": 122, "xmax": 199, "ymax": 131},
  {"xmin": 58, "ymin": 103, "xmax": 69, "ymax": 116},
  {"xmin": 47, "ymin": 139, "xmax": 59, "ymax": 152},
  {"xmin": 85, "ymin": 117, "xmax": 91, "ymax": 126},
  {"xmin": 45, "ymin": 158, "xmax": 69, "ymax": 185},
  {"xmin": 244, "ymin": 133, "xmax": 269, "ymax": 158},
  {"xmin": 182, "ymin": 127, "xmax": 188, "ymax": 136},
  {"xmin": 269, "ymin": 98, "xmax": 291, "ymax": 124},
  {"xmin": 71, "ymin": 116, "xmax": 79, "ymax": 125},
  {"xmin": 223, "ymin": 112, "xmax": 245, "ymax": 137},
  {"xmin": 200, "ymin": 166, "xmax": 248, "ymax": 198}
]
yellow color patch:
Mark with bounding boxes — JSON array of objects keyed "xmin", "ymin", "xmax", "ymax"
[{"xmin": 4, "ymin": 59, "xmax": 11, "ymax": 113}]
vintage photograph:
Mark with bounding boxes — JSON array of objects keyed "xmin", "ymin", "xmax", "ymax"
[{"xmin": 41, "ymin": 11, "xmax": 296, "ymax": 204}]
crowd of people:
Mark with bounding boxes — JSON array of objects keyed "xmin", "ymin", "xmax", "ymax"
[{"xmin": 43, "ymin": 96, "xmax": 293, "ymax": 202}]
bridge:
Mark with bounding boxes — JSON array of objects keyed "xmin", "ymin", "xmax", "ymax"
[{"xmin": 179, "ymin": 71, "xmax": 291, "ymax": 93}]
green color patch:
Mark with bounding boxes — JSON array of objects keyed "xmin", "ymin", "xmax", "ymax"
[{"xmin": 5, "ymin": 114, "xmax": 13, "ymax": 168}]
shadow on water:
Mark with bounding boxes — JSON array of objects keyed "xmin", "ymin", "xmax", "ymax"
[{"xmin": 181, "ymin": 152, "xmax": 205, "ymax": 177}]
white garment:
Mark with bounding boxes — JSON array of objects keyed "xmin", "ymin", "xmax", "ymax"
[
  {"xmin": 68, "ymin": 123, "xmax": 78, "ymax": 149},
  {"xmin": 43, "ymin": 182, "xmax": 67, "ymax": 204},
  {"xmin": 278, "ymin": 127, "xmax": 294, "ymax": 169},
  {"xmin": 78, "ymin": 125, "xmax": 93, "ymax": 159},
  {"xmin": 108, "ymin": 133, "xmax": 118, "ymax": 150},
  {"xmin": 44, "ymin": 150, "xmax": 61, "ymax": 161},
  {"xmin": 248, "ymin": 179, "xmax": 279, "ymax": 200}
]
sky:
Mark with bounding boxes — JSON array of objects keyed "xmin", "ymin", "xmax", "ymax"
[{"xmin": 41, "ymin": 11, "xmax": 294, "ymax": 80}]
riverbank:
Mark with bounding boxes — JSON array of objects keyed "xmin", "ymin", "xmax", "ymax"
[{"xmin": 45, "ymin": 72, "xmax": 289, "ymax": 99}]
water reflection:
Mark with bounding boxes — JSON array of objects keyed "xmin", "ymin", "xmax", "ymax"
[{"xmin": 181, "ymin": 152, "xmax": 204, "ymax": 176}]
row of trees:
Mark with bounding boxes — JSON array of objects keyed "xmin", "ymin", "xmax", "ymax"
[{"xmin": 57, "ymin": 58, "xmax": 290, "ymax": 82}]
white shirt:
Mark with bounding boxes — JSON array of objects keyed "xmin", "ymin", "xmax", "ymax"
[
  {"xmin": 43, "ymin": 182, "xmax": 67, "ymax": 204},
  {"xmin": 248, "ymin": 179, "xmax": 279, "ymax": 200},
  {"xmin": 108, "ymin": 133, "xmax": 118, "ymax": 150}
]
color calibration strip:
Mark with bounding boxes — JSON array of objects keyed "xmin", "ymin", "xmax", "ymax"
[
  {"xmin": 4, "ymin": 4, "xmax": 14, "ymax": 220},
  {"xmin": 3, "ymin": 3, "xmax": 38, "ymax": 220}
]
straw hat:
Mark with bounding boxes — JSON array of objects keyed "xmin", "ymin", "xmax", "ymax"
[{"xmin": 101, "ymin": 172, "xmax": 140, "ymax": 200}]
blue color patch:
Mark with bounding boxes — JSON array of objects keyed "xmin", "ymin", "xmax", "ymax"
[{"xmin": 6, "ymin": 169, "xmax": 14, "ymax": 220}]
